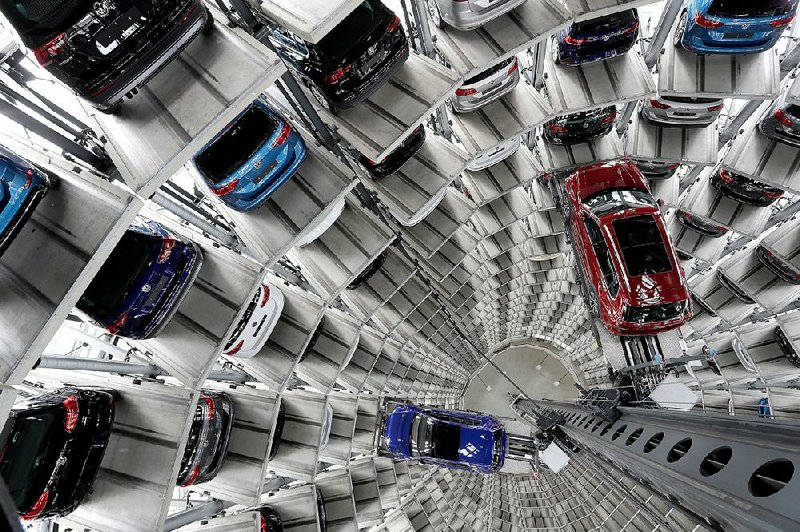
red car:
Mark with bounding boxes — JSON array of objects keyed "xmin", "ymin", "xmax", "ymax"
[{"xmin": 565, "ymin": 162, "xmax": 693, "ymax": 336}]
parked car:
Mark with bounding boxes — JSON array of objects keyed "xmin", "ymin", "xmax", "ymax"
[
  {"xmin": 223, "ymin": 282, "xmax": 285, "ymax": 358},
  {"xmin": 675, "ymin": 0, "xmax": 798, "ymax": 55},
  {"xmin": 450, "ymin": 57, "xmax": 520, "ymax": 112},
  {"xmin": 0, "ymin": 0, "xmax": 213, "ymax": 112},
  {"xmin": 543, "ymin": 106, "xmax": 616, "ymax": 146},
  {"xmin": 675, "ymin": 209, "xmax": 729, "ymax": 238},
  {"xmin": 774, "ymin": 326, "xmax": 800, "ymax": 366},
  {"xmin": 732, "ymin": 336, "xmax": 760, "ymax": 373},
  {"xmin": 269, "ymin": 402, "xmax": 285, "ymax": 460},
  {"xmin": 358, "ymin": 126, "xmax": 426, "ymax": 179},
  {"xmin": 759, "ymin": 95, "xmax": 800, "ymax": 148},
  {"xmin": 348, "ymin": 249, "xmax": 388, "ymax": 289},
  {"xmin": 76, "ymin": 220, "xmax": 202, "ymax": 340},
  {"xmin": 382, "ymin": 404, "xmax": 507, "ymax": 473},
  {"xmin": 320, "ymin": 403, "xmax": 333, "ymax": 450},
  {"xmin": 298, "ymin": 317, "xmax": 325, "ymax": 364},
  {"xmin": 692, "ymin": 293, "xmax": 718, "ymax": 317},
  {"xmin": 565, "ymin": 162, "xmax": 693, "ymax": 336},
  {"xmin": 259, "ymin": 506, "xmax": 283, "ymax": 532},
  {"xmin": 553, "ymin": 9, "xmax": 639, "ymax": 65},
  {"xmin": 194, "ymin": 100, "xmax": 307, "ymax": 211},
  {"xmin": 641, "ymin": 95, "xmax": 723, "ymax": 127},
  {"xmin": 177, "ymin": 391, "xmax": 234, "ymax": 487},
  {"xmin": 0, "ymin": 387, "xmax": 115, "ymax": 520},
  {"xmin": 758, "ymin": 397, "xmax": 774, "ymax": 419},
  {"xmin": 634, "ymin": 160, "xmax": 681, "ymax": 180},
  {"xmin": 756, "ymin": 243, "xmax": 800, "ymax": 284},
  {"xmin": 0, "ymin": 147, "xmax": 49, "ymax": 257},
  {"xmin": 710, "ymin": 167, "xmax": 784, "ymax": 207},
  {"xmin": 268, "ymin": 0, "xmax": 408, "ymax": 111},
  {"xmin": 425, "ymin": 0, "xmax": 525, "ymax": 30},
  {"xmin": 466, "ymin": 136, "xmax": 520, "ymax": 171},
  {"xmin": 316, "ymin": 489, "xmax": 328, "ymax": 531},
  {"xmin": 717, "ymin": 270, "xmax": 755, "ymax": 304}
]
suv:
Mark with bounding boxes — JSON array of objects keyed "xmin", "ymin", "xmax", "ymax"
[
  {"xmin": 268, "ymin": 0, "xmax": 408, "ymax": 111},
  {"xmin": 543, "ymin": 106, "xmax": 616, "ymax": 146},
  {"xmin": 553, "ymin": 9, "xmax": 639, "ymax": 65},
  {"xmin": 565, "ymin": 162, "xmax": 693, "ymax": 336},
  {"xmin": 0, "ymin": 0, "xmax": 213, "ymax": 112},
  {"xmin": 0, "ymin": 147, "xmax": 49, "ymax": 257}
]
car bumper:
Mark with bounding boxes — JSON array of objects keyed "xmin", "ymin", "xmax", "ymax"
[
  {"xmin": 443, "ymin": 0, "xmax": 528, "ymax": 30},
  {"xmin": 543, "ymin": 124, "xmax": 613, "ymax": 146},
  {"xmin": 0, "ymin": 182, "xmax": 48, "ymax": 257},
  {"xmin": 604, "ymin": 315, "xmax": 691, "ymax": 336},
  {"xmin": 325, "ymin": 45, "xmax": 409, "ymax": 109},
  {"xmin": 450, "ymin": 70, "xmax": 520, "ymax": 113},
  {"xmin": 465, "ymin": 138, "xmax": 521, "ymax": 171},
  {"xmin": 557, "ymin": 37, "xmax": 636, "ymax": 66},
  {"xmin": 640, "ymin": 107, "xmax": 717, "ymax": 128},
  {"xmin": 682, "ymin": 29, "xmax": 779, "ymax": 55},
  {"xmin": 233, "ymin": 288, "xmax": 285, "ymax": 358}
]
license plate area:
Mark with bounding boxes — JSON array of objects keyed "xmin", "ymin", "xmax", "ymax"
[
  {"xmin": 96, "ymin": 7, "xmax": 144, "ymax": 54},
  {"xmin": 672, "ymin": 112, "xmax": 695, "ymax": 117},
  {"xmin": 723, "ymin": 32, "xmax": 753, "ymax": 39}
]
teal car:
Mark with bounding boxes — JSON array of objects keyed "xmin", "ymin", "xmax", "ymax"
[{"xmin": 0, "ymin": 147, "xmax": 49, "ymax": 257}]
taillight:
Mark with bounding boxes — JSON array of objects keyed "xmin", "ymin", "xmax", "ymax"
[
  {"xmin": 387, "ymin": 15, "xmax": 401, "ymax": 32},
  {"xmin": 201, "ymin": 396, "xmax": 216, "ymax": 421},
  {"xmin": 623, "ymin": 20, "xmax": 640, "ymax": 34},
  {"xmin": 225, "ymin": 340, "xmax": 245, "ymax": 356},
  {"xmin": 771, "ymin": 15, "xmax": 795, "ymax": 27},
  {"xmin": 272, "ymin": 122, "xmax": 291, "ymax": 147},
  {"xmin": 63, "ymin": 395, "xmax": 79, "ymax": 432},
  {"xmin": 33, "ymin": 33, "xmax": 67, "ymax": 67},
  {"xmin": 455, "ymin": 87, "xmax": 477, "ymax": 96},
  {"xmin": 775, "ymin": 108, "xmax": 794, "ymax": 127},
  {"xmin": 708, "ymin": 104, "xmax": 724, "ymax": 112},
  {"xmin": 24, "ymin": 169, "xmax": 34, "ymax": 189},
  {"xmin": 719, "ymin": 169, "xmax": 734, "ymax": 183},
  {"xmin": 212, "ymin": 179, "xmax": 239, "ymax": 196},
  {"xmin": 508, "ymin": 60, "xmax": 519, "ymax": 75},
  {"xmin": 695, "ymin": 13, "xmax": 724, "ymax": 28},
  {"xmin": 157, "ymin": 237, "xmax": 175, "ymax": 264},
  {"xmin": 766, "ymin": 189, "xmax": 784, "ymax": 199},
  {"xmin": 666, "ymin": 163, "xmax": 680, "ymax": 170},
  {"xmin": 21, "ymin": 490, "xmax": 49, "ymax": 521},
  {"xmin": 107, "ymin": 312, "xmax": 129, "ymax": 335},
  {"xmin": 181, "ymin": 465, "xmax": 201, "ymax": 487},
  {"xmin": 179, "ymin": 2, "xmax": 197, "ymax": 25},
  {"xmin": 601, "ymin": 112, "xmax": 617, "ymax": 124},
  {"xmin": 564, "ymin": 35, "xmax": 587, "ymax": 46},
  {"xmin": 547, "ymin": 122, "xmax": 568, "ymax": 133},
  {"xmin": 324, "ymin": 65, "xmax": 352, "ymax": 84},
  {"xmin": 260, "ymin": 515, "xmax": 268, "ymax": 532},
  {"xmin": 260, "ymin": 284, "xmax": 271, "ymax": 307},
  {"xmin": 650, "ymin": 99, "xmax": 671, "ymax": 109}
]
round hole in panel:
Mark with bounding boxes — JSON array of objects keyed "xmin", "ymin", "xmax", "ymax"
[
  {"xmin": 700, "ymin": 447, "xmax": 733, "ymax": 477},
  {"xmin": 643, "ymin": 432, "xmax": 664, "ymax": 454},
  {"xmin": 749, "ymin": 459, "xmax": 794, "ymax": 497},
  {"xmin": 625, "ymin": 428, "xmax": 644, "ymax": 446},
  {"xmin": 611, "ymin": 424, "xmax": 628, "ymax": 441},
  {"xmin": 667, "ymin": 438, "xmax": 693, "ymax": 463}
]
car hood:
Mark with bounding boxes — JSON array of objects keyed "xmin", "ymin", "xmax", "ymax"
[
  {"xmin": 573, "ymin": 162, "xmax": 648, "ymax": 202},
  {"xmin": 384, "ymin": 408, "xmax": 416, "ymax": 455}
]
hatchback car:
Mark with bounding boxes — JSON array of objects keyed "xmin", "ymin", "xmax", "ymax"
[
  {"xmin": 383, "ymin": 404, "xmax": 507, "ymax": 473},
  {"xmin": 553, "ymin": 9, "xmax": 639, "ymax": 65},
  {"xmin": 759, "ymin": 96, "xmax": 800, "ymax": 148},
  {"xmin": 774, "ymin": 326, "xmax": 800, "ymax": 366},
  {"xmin": 358, "ymin": 126, "xmax": 425, "ymax": 179},
  {"xmin": 565, "ymin": 162, "xmax": 693, "ymax": 336},
  {"xmin": 675, "ymin": 0, "xmax": 798, "ymax": 54},
  {"xmin": 641, "ymin": 95, "xmax": 723, "ymax": 127},
  {"xmin": 543, "ymin": 106, "xmax": 616, "ymax": 146},
  {"xmin": 177, "ymin": 391, "xmax": 234, "ymax": 487},
  {"xmin": 0, "ymin": 0, "xmax": 213, "ymax": 112},
  {"xmin": 426, "ymin": 0, "xmax": 527, "ymax": 30},
  {"xmin": 223, "ymin": 281, "xmax": 285, "ymax": 358},
  {"xmin": 194, "ymin": 101, "xmax": 307, "ymax": 211},
  {"xmin": 710, "ymin": 167, "xmax": 784, "ymax": 207},
  {"xmin": 450, "ymin": 57, "xmax": 519, "ymax": 113},
  {"xmin": 466, "ymin": 136, "xmax": 520, "ymax": 171},
  {"xmin": 675, "ymin": 209, "xmax": 729, "ymax": 238},
  {"xmin": 76, "ymin": 220, "xmax": 202, "ymax": 340},
  {"xmin": 635, "ymin": 160, "xmax": 681, "ymax": 180},
  {"xmin": 0, "ymin": 387, "xmax": 115, "ymax": 521},
  {"xmin": 268, "ymin": 0, "xmax": 408, "ymax": 111},
  {"xmin": 756, "ymin": 243, "xmax": 800, "ymax": 284},
  {"xmin": 0, "ymin": 147, "xmax": 49, "ymax": 257}
]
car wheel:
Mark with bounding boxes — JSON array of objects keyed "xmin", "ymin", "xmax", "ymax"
[
  {"xmin": 202, "ymin": 12, "xmax": 215, "ymax": 34},
  {"xmin": 427, "ymin": 0, "xmax": 445, "ymax": 29},
  {"xmin": 673, "ymin": 12, "xmax": 687, "ymax": 48},
  {"xmin": 308, "ymin": 82, "xmax": 334, "ymax": 113}
]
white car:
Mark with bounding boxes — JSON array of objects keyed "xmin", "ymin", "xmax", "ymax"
[
  {"xmin": 466, "ymin": 136, "xmax": 521, "ymax": 171},
  {"xmin": 320, "ymin": 403, "xmax": 334, "ymax": 450},
  {"xmin": 223, "ymin": 282, "xmax": 285, "ymax": 358}
]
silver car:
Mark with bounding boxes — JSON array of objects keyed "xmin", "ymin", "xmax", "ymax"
[
  {"xmin": 641, "ymin": 95, "xmax": 723, "ymax": 127},
  {"xmin": 426, "ymin": 0, "xmax": 528, "ymax": 30},
  {"xmin": 451, "ymin": 57, "xmax": 520, "ymax": 113},
  {"xmin": 465, "ymin": 136, "xmax": 521, "ymax": 171}
]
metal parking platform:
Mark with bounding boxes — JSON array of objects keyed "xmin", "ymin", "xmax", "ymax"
[
  {"xmin": 535, "ymin": 130, "xmax": 624, "ymax": 172},
  {"xmin": 624, "ymin": 112, "xmax": 719, "ymax": 166},
  {"xmin": 460, "ymin": 147, "xmax": 543, "ymax": 207}
]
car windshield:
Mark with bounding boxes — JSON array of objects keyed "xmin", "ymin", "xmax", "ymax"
[
  {"xmin": 583, "ymin": 188, "xmax": 657, "ymax": 216},
  {"xmin": 196, "ymin": 105, "xmax": 277, "ymax": 184},
  {"xmin": 77, "ymin": 231, "xmax": 154, "ymax": 322},
  {"xmin": 0, "ymin": 409, "xmax": 65, "ymax": 511},
  {"xmin": 708, "ymin": 0, "xmax": 795, "ymax": 17},
  {"xmin": 613, "ymin": 216, "xmax": 672, "ymax": 276},
  {"xmin": 572, "ymin": 9, "xmax": 636, "ymax": 34},
  {"xmin": 410, "ymin": 415, "xmax": 461, "ymax": 461},
  {"xmin": 317, "ymin": 0, "xmax": 387, "ymax": 63},
  {"xmin": 0, "ymin": 0, "xmax": 91, "ymax": 44}
]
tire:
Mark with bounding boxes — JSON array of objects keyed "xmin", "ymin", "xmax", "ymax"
[
  {"xmin": 673, "ymin": 11, "xmax": 687, "ymax": 48},
  {"xmin": 427, "ymin": 0, "xmax": 445, "ymax": 29},
  {"xmin": 202, "ymin": 12, "xmax": 215, "ymax": 34}
]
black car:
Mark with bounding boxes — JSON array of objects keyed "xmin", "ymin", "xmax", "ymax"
[
  {"xmin": 177, "ymin": 391, "xmax": 234, "ymax": 487},
  {"xmin": 717, "ymin": 271, "xmax": 755, "ymax": 304},
  {"xmin": 316, "ymin": 489, "xmax": 327, "ymax": 532},
  {"xmin": 259, "ymin": 505, "xmax": 283, "ymax": 531},
  {"xmin": 268, "ymin": 0, "xmax": 408, "ymax": 111},
  {"xmin": 0, "ymin": 0, "xmax": 213, "ymax": 112},
  {"xmin": 759, "ymin": 97, "xmax": 800, "ymax": 148},
  {"xmin": 774, "ymin": 326, "xmax": 800, "ymax": 367},
  {"xmin": 347, "ymin": 249, "xmax": 389, "ymax": 289},
  {"xmin": 756, "ymin": 244, "xmax": 800, "ymax": 285},
  {"xmin": 269, "ymin": 402, "xmax": 285, "ymax": 461},
  {"xmin": 543, "ymin": 106, "xmax": 616, "ymax": 146},
  {"xmin": 675, "ymin": 209, "xmax": 728, "ymax": 238},
  {"xmin": 554, "ymin": 9, "xmax": 639, "ymax": 65},
  {"xmin": 0, "ymin": 387, "xmax": 115, "ymax": 521},
  {"xmin": 358, "ymin": 126, "xmax": 426, "ymax": 179},
  {"xmin": 635, "ymin": 160, "xmax": 680, "ymax": 180},
  {"xmin": 710, "ymin": 168, "xmax": 784, "ymax": 207}
]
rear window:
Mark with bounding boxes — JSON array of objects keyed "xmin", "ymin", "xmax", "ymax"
[
  {"xmin": 708, "ymin": 0, "xmax": 795, "ymax": 17},
  {"xmin": 613, "ymin": 216, "xmax": 673, "ymax": 276},
  {"xmin": 583, "ymin": 188, "xmax": 657, "ymax": 216},
  {"xmin": 572, "ymin": 8, "xmax": 637, "ymax": 34},
  {"xmin": 786, "ymin": 104, "xmax": 800, "ymax": 118},
  {"xmin": 464, "ymin": 57, "xmax": 515, "ymax": 85},
  {"xmin": 317, "ymin": 0, "xmax": 388, "ymax": 63},
  {"xmin": 196, "ymin": 105, "xmax": 277, "ymax": 184},
  {"xmin": 0, "ymin": 0, "xmax": 91, "ymax": 45}
]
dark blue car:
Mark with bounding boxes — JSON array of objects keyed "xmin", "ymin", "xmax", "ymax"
[
  {"xmin": 554, "ymin": 9, "xmax": 639, "ymax": 65},
  {"xmin": 676, "ymin": 0, "xmax": 798, "ymax": 54},
  {"xmin": 0, "ymin": 147, "xmax": 49, "ymax": 257},
  {"xmin": 193, "ymin": 99, "xmax": 307, "ymax": 212},
  {"xmin": 77, "ymin": 220, "xmax": 202, "ymax": 340},
  {"xmin": 383, "ymin": 404, "xmax": 507, "ymax": 473}
]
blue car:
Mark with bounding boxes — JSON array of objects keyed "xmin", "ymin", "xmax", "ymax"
[
  {"xmin": 193, "ymin": 100, "xmax": 307, "ymax": 212},
  {"xmin": 383, "ymin": 404, "xmax": 507, "ymax": 473},
  {"xmin": 676, "ymin": 0, "xmax": 798, "ymax": 54},
  {"xmin": 554, "ymin": 9, "xmax": 640, "ymax": 65},
  {"xmin": 77, "ymin": 220, "xmax": 202, "ymax": 340},
  {"xmin": 0, "ymin": 147, "xmax": 49, "ymax": 257}
]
